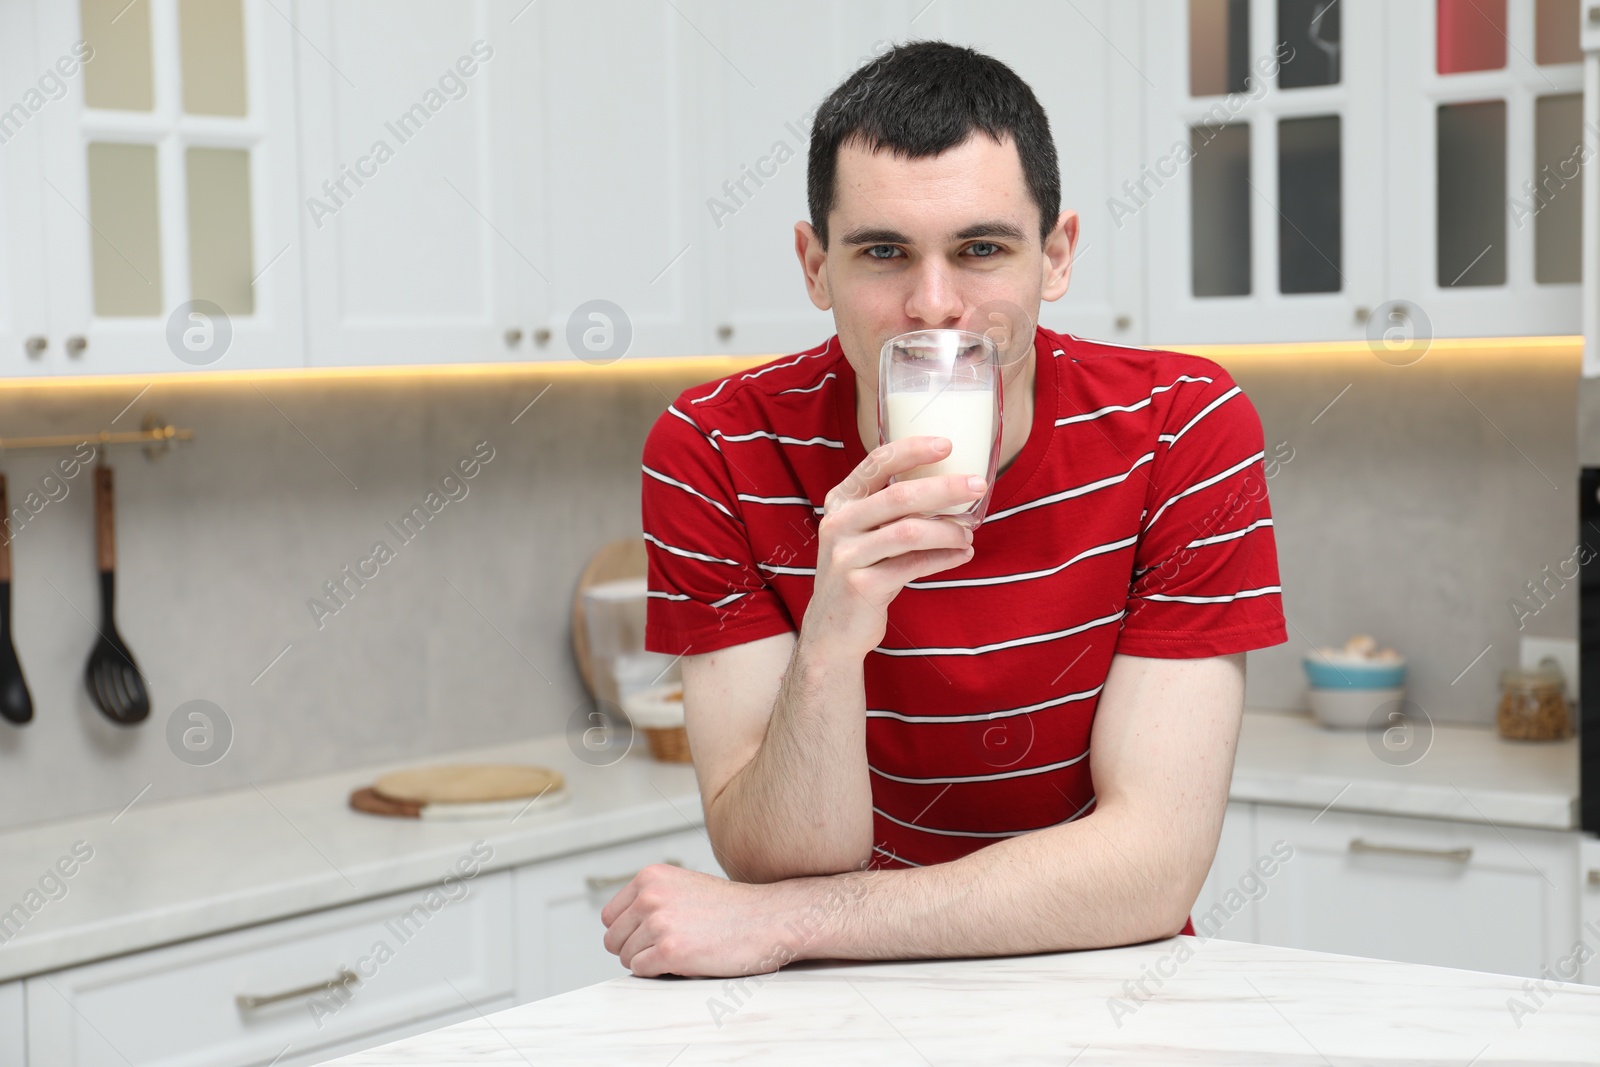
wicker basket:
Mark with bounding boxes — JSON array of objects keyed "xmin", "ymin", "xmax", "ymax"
[{"xmin": 642, "ymin": 724, "xmax": 693, "ymax": 763}]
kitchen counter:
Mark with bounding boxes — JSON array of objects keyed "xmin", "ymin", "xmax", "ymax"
[
  {"xmin": 318, "ymin": 934, "xmax": 1600, "ymax": 1065},
  {"xmin": 0, "ymin": 735, "xmax": 705, "ymax": 982},
  {"xmin": 0, "ymin": 707, "xmax": 1581, "ymax": 984},
  {"xmin": 1233, "ymin": 707, "xmax": 1578, "ymax": 830}
]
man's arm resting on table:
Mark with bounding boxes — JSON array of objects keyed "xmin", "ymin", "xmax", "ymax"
[
  {"xmin": 682, "ymin": 629, "xmax": 875, "ymax": 885},
  {"xmin": 787, "ymin": 651, "xmax": 1245, "ymax": 959}
]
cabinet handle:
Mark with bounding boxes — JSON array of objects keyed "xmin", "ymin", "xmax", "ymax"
[
  {"xmin": 1587, "ymin": 869, "xmax": 1599, "ymax": 886},
  {"xmin": 23, "ymin": 336, "xmax": 45, "ymax": 359},
  {"xmin": 534, "ymin": 328, "xmax": 550, "ymax": 346},
  {"xmin": 65, "ymin": 336, "xmax": 87, "ymax": 358},
  {"xmin": 585, "ymin": 857, "xmax": 683, "ymax": 893},
  {"xmin": 504, "ymin": 328, "xmax": 523, "ymax": 347},
  {"xmin": 1349, "ymin": 838, "xmax": 1471, "ymax": 863},
  {"xmin": 236, "ymin": 966, "xmax": 359, "ymax": 1010},
  {"xmin": 716, "ymin": 324, "xmax": 733, "ymax": 341}
]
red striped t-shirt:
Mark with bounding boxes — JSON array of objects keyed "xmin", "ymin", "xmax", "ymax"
[{"xmin": 640, "ymin": 325, "xmax": 1287, "ymax": 931}]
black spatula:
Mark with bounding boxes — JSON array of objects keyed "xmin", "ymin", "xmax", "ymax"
[
  {"xmin": 85, "ymin": 464, "xmax": 148, "ymax": 725},
  {"xmin": 0, "ymin": 474, "xmax": 33, "ymax": 725}
]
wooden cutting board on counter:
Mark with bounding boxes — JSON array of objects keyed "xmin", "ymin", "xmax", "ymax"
[{"xmin": 349, "ymin": 763, "xmax": 568, "ymax": 820}]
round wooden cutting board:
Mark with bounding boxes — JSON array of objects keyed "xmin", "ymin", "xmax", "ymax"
[{"xmin": 372, "ymin": 763, "xmax": 566, "ymax": 805}]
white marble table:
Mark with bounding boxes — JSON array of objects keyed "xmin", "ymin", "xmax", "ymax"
[{"xmin": 320, "ymin": 935, "xmax": 1600, "ymax": 1065}]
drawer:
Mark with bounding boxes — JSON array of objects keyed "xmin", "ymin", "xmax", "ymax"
[
  {"xmin": 26, "ymin": 868, "xmax": 512, "ymax": 1067},
  {"xmin": 513, "ymin": 827, "xmax": 722, "ymax": 1001},
  {"xmin": 1254, "ymin": 804, "xmax": 1577, "ymax": 980}
]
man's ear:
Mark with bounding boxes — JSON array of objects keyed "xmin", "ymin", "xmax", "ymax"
[
  {"xmin": 1040, "ymin": 209, "xmax": 1079, "ymax": 303},
  {"xmin": 795, "ymin": 220, "xmax": 833, "ymax": 311}
]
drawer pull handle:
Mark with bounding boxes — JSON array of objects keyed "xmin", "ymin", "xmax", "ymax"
[
  {"xmin": 236, "ymin": 967, "xmax": 359, "ymax": 1011},
  {"xmin": 1349, "ymin": 838, "xmax": 1472, "ymax": 863},
  {"xmin": 586, "ymin": 858, "xmax": 683, "ymax": 893},
  {"xmin": 1588, "ymin": 869, "xmax": 1600, "ymax": 886}
]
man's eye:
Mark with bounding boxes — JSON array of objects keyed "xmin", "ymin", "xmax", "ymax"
[
  {"xmin": 865, "ymin": 245, "xmax": 901, "ymax": 260},
  {"xmin": 967, "ymin": 242, "xmax": 1001, "ymax": 257}
]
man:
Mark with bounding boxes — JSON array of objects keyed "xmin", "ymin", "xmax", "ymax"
[{"xmin": 603, "ymin": 40, "xmax": 1287, "ymax": 979}]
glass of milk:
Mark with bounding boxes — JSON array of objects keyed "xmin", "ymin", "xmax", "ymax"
[{"xmin": 877, "ymin": 329, "xmax": 1002, "ymax": 530}]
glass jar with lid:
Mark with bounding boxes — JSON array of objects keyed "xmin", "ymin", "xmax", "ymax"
[{"xmin": 1496, "ymin": 663, "xmax": 1573, "ymax": 741}]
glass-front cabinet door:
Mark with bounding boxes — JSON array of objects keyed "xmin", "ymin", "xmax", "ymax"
[
  {"xmin": 34, "ymin": 0, "xmax": 303, "ymax": 374},
  {"xmin": 1144, "ymin": 0, "xmax": 1388, "ymax": 345},
  {"xmin": 1388, "ymin": 0, "xmax": 1583, "ymax": 339}
]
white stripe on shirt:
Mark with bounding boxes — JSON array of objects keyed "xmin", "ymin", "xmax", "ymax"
[
  {"xmin": 872, "ymin": 609, "xmax": 1124, "ymax": 657},
  {"xmin": 1156, "ymin": 386, "xmax": 1241, "ymax": 448},
  {"xmin": 866, "ymin": 683, "xmax": 1103, "ymax": 724},
  {"xmin": 1055, "ymin": 375, "xmax": 1215, "ymax": 427},
  {"xmin": 1142, "ymin": 451, "xmax": 1265, "ymax": 534},
  {"xmin": 643, "ymin": 532, "xmax": 740, "ymax": 567},
  {"xmin": 984, "ymin": 453, "xmax": 1156, "ymax": 523},
  {"xmin": 711, "ymin": 428, "xmax": 844, "ymax": 448},
  {"xmin": 869, "ymin": 746, "xmax": 1090, "ymax": 784},
  {"xmin": 1134, "ymin": 584, "xmax": 1282, "ymax": 605},
  {"xmin": 641, "ymin": 464, "xmax": 736, "ymax": 519},
  {"xmin": 777, "ymin": 373, "xmax": 836, "ymax": 395},
  {"xmin": 906, "ymin": 534, "xmax": 1137, "ymax": 590}
]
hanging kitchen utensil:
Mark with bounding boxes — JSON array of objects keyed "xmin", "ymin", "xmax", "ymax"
[
  {"xmin": 84, "ymin": 464, "xmax": 148, "ymax": 724},
  {"xmin": 0, "ymin": 474, "xmax": 32, "ymax": 725}
]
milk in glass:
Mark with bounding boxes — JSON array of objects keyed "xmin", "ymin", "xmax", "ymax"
[{"xmin": 883, "ymin": 388, "xmax": 996, "ymax": 515}]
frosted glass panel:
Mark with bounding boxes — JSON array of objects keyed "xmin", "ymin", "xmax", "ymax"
[
  {"xmin": 1278, "ymin": 115, "xmax": 1341, "ymax": 293},
  {"xmin": 1277, "ymin": 0, "xmax": 1340, "ymax": 89},
  {"xmin": 1189, "ymin": 0, "xmax": 1249, "ymax": 96},
  {"xmin": 1191, "ymin": 123, "xmax": 1251, "ymax": 297},
  {"xmin": 80, "ymin": 0, "xmax": 154, "ymax": 111},
  {"xmin": 1533, "ymin": 94, "xmax": 1582, "ymax": 284},
  {"xmin": 1437, "ymin": 0, "xmax": 1507, "ymax": 74},
  {"xmin": 187, "ymin": 147, "xmax": 254, "ymax": 314},
  {"xmin": 1436, "ymin": 101, "xmax": 1506, "ymax": 287},
  {"xmin": 1535, "ymin": 0, "xmax": 1581, "ymax": 65},
  {"xmin": 87, "ymin": 142, "xmax": 162, "ymax": 315},
  {"xmin": 179, "ymin": 0, "xmax": 248, "ymax": 116}
]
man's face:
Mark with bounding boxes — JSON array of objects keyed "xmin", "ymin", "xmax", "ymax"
[{"xmin": 796, "ymin": 131, "xmax": 1076, "ymax": 394}]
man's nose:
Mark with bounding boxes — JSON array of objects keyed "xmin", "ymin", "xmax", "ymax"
[{"xmin": 903, "ymin": 260, "xmax": 964, "ymax": 327}]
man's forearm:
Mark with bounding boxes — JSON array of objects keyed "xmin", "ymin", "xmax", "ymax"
[
  {"xmin": 777, "ymin": 808, "xmax": 1196, "ymax": 961},
  {"xmin": 707, "ymin": 634, "xmax": 874, "ymax": 882}
]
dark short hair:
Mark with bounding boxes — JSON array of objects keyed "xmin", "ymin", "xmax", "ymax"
[{"xmin": 806, "ymin": 40, "xmax": 1061, "ymax": 249}]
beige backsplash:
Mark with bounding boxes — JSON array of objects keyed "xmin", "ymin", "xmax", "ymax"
[{"xmin": 0, "ymin": 342, "xmax": 1580, "ymax": 832}]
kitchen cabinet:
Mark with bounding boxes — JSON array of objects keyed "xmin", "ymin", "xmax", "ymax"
[
  {"xmin": 0, "ymin": 0, "xmax": 50, "ymax": 378},
  {"xmin": 25, "ymin": 871, "xmax": 516, "ymax": 1067},
  {"xmin": 511, "ymin": 825, "xmax": 722, "ymax": 1002},
  {"xmin": 1251, "ymin": 803, "xmax": 1579, "ymax": 981},
  {"xmin": 1387, "ymin": 0, "xmax": 1584, "ymax": 340},
  {"xmin": 1582, "ymin": 835, "xmax": 1600, "ymax": 985},
  {"xmin": 0, "ymin": 981, "xmax": 22, "ymax": 1067},
  {"xmin": 27, "ymin": 0, "xmax": 305, "ymax": 374}
]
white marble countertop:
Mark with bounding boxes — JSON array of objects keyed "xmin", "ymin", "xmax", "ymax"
[
  {"xmin": 0, "ymin": 708, "xmax": 1580, "ymax": 984},
  {"xmin": 1233, "ymin": 707, "xmax": 1578, "ymax": 830},
  {"xmin": 0, "ymin": 735, "xmax": 706, "ymax": 983},
  {"xmin": 317, "ymin": 934, "xmax": 1600, "ymax": 1065}
]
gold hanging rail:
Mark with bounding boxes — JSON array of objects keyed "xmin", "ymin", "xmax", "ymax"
[{"xmin": 0, "ymin": 415, "xmax": 194, "ymax": 460}]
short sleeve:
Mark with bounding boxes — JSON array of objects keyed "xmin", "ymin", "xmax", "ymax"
[
  {"xmin": 1116, "ymin": 362, "xmax": 1289, "ymax": 658},
  {"xmin": 640, "ymin": 400, "xmax": 796, "ymax": 656}
]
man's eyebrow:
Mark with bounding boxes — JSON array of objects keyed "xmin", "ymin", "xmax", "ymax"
[{"xmin": 838, "ymin": 220, "xmax": 1028, "ymax": 246}]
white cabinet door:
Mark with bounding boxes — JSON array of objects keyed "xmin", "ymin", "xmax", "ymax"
[
  {"xmin": 1254, "ymin": 804, "xmax": 1578, "ymax": 980},
  {"xmin": 0, "ymin": 980, "xmax": 21, "ymax": 1067},
  {"xmin": 521, "ymin": 0, "xmax": 707, "ymax": 362},
  {"xmin": 26, "ymin": 870, "xmax": 514, "ymax": 1067},
  {"xmin": 1387, "ymin": 0, "xmax": 1583, "ymax": 339},
  {"xmin": 34, "ymin": 0, "xmax": 304, "ymax": 374},
  {"xmin": 1190, "ymin": 800, "xmax": 1265, "ymax": 942},
  {"xmin": 512, "ymin": 827, "xmax": 722, "ymax": 1002},
  {"xmin": 916, "ymin": 0, "xmax": 1146, "ymax": 346},
  {"xmin": 1581, "ymin": 835, "xmax": 1600, "ymax": 985},
  {"xmin": 1143, "ymin": 0, "xmax": 1388, "ymax": 345},
  {"xmin": 693, "ymin": 2, "xmax": 908, "ymax": 357},
  {"xmin": 0, "ymin": 0, "xmax": 52, "ymax": 377},
  {"xmin": 297, "ymin": 0, "xmax": 535, "ymax": 367}
]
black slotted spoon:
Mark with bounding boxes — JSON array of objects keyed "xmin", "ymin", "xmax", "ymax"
[
  {"xmin": 85, "ymin": 464, "xmax": 148, "ymax": 725},
  {"xmin": 0, "ymin": 474, "xmax": 33, "ymax": 725}
]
